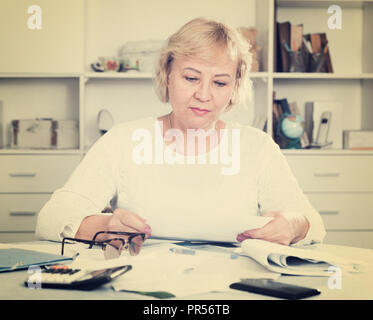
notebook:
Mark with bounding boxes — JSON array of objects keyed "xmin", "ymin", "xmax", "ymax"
[{"xmin": 0, "ymin": 248, "xmax": 72, "ymax": 272}]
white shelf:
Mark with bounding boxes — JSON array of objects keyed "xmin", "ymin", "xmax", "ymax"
[
  {"xmin": 273, "ymin": 73, "xmax": 373, "ymax": 79},
  {"xmin": 0, "ymin": 149, "xmax": 82, "ymax": 155},
  {"xmin": 0, "ymin": 73, "xmax": 80, "ymax": 79},
  {"xmin": 282, "ymin": 148, "xmax": 373, "ymax": 155},
  {"xmin": 276, "ymin": 0, "xmax": 372, "ymax": 8},
  {"xmin": 84, "ymin": 72, "xmax": 153, "ymax": 79}
]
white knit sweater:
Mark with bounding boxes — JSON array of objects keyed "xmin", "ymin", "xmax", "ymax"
[{"xmin": 35, "ymin": 117, "xmax": 326, "ymax": 245}]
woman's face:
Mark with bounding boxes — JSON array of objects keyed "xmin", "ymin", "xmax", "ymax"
[{"xmin": 167, "ymin": 46, "xmax": 238, "ymax": 131}]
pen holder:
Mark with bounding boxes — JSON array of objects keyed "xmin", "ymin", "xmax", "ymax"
[{"xmin": 309, "ymin": 51, "xmax": 327, "ymax": 73}]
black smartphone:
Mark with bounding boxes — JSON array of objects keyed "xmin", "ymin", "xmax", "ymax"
[{"xmin": 229, "ymin": 279, "xmax": 321, "ymax": 300}]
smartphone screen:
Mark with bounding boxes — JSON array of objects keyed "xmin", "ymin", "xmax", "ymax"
[{"xmin": 229, "ymin": 279, "xmax": 321, "ymax": 300}]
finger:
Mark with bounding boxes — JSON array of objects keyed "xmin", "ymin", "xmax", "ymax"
[
  {"xmin": 237, "ymin": 227, "xmax": 265, "ymax": 242},
  {"xmin": 115, "ymin": 208, "xmax": 149, "ymax": 233}
]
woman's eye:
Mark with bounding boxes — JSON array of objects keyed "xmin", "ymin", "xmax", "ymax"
[
  {"xmin": 214, "ymin": 81, "xmax": 227, "ymax": 87},
  {"xmin": 185, "ymin": 76, "xmax": 198, "ymax": 82}
]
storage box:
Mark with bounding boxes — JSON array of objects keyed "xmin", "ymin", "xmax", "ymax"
[
  {"xmin": 10, "ymin": 119, "xmax": 78, "ymax": 149},
  {"xmin": 343, "ymin": 130, "xmax": 373, "ymax": 150},
  {"xmin": 11, "ymin": 119, "xmax": 53, "ymax": 149},
  {"xmin": 52, "ymin": 120, "xmax": 79, "ymax": 149}
]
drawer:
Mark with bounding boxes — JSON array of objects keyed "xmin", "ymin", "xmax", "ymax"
[
  {"xmin": 0, "ymin": 155, "xmax": 81, "ymax": 192},
  {"xmin": 286, "ymin": 155, "xmax": 373, "ymax": 192},
  {"xmin": 0, "ymin": 194, "xmax": 51, "ymax": 231},
  {"xmin": 324, "ymin": 231, "xmax": 373, "ymax": 249},
  {"xmin": 307, "ymin": 193, "xmax": 373, "ymax": 230}
]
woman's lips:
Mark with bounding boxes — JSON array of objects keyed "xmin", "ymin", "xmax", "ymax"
[{"xmin": 190, "ymin": 107, "xmax": 210, "ymax": 116}]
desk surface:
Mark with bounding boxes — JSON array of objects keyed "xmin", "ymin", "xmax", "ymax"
[{"xmin": 1, "ymin": 241, "xmax": 373, "ymax": 300}]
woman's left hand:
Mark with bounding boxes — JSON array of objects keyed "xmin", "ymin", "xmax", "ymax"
[{"xmin": 236, "ymin": 212, "xmax": 310, "ymax": 246}]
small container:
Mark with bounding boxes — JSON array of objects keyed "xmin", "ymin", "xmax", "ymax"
[
  {"xmin": 52, "ymin": 120, "xmax": 79, "ymax": 149},
  {"xmin": 119, "ymin": 40, "xmax": 164, "ymax": 73},
  {"xmin": 11, "ymin": 119, "xmax": 53, "ymax": 149}
]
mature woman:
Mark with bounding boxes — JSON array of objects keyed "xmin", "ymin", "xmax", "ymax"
[{"xmin": 36, "ymin": 18, "xmax": 326, "ymax": 252}]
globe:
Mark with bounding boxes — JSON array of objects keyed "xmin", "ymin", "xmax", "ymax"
[{"xmin": 281, "ymin": 114, "xmax": 304, "ymax": 139}]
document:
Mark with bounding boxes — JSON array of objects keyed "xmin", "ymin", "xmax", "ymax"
[
  {"xmin": 149, "ymin": 215, "xmax": 273, "ymax": 243},
  {"xmin": 239, "ymin": 239, "xmax": 363, "ymax": 276},
  {"xmin": 0, "ymin": 248, "xmax": 72, "ymax": 272},
  {"xmin": 112, "ymin": 243, "xmax": 279, "ymax": 297}
]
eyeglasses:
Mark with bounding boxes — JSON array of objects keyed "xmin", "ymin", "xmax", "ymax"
[{"xmin": 61, "ymin": 231, "xmax": 146, "ymax": 259}]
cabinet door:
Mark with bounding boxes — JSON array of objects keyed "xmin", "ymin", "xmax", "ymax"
[
  {"xmin": 286, "ymin": 155, "xmax": 373, "ymax": 192},
  {"xmin": 0, "ymin": 0, "xmax": 84, "ymax": 73},
  {"xmin": 0, "ymin": 155, "xmax": 81, "ymax": 192},
  {"xmin": 0, "ymin": 194, "xmax": 51, "ymax": 231},
  {"xmin": 307, "ymin": 193, "xmax": 373, "ymax": 230}
]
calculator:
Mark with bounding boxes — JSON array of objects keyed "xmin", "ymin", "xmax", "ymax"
[{"xmin": 25, "ymin": 264, "xmax": 132, "ymax": 290}]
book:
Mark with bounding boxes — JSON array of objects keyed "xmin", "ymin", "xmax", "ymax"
[
  {"xmin": 275, "ymin": 98, "xmax": 291, "ymax": 115},
  {"xmin": 239, "ymin": 239, "xmax": 360, "ymax": 276},
  {"xmin": 277, "ymin": 21, "xmax": 291, "ymax": 72},
  {"xmin": 304, "ymin": 102, "xmax": 314, "ymax": 143},
  {"xmin": 320, "ymin": 33, "xmax": 333, "ymax": 73}
]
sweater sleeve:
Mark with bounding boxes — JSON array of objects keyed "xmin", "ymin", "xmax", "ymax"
[
  {"xmin": 256, "ymin": 135, "xmax": 326, "ymax": 245},
  {"xmin": 35, "ymin": 127, "xmax": 123, "ymax": 241}
]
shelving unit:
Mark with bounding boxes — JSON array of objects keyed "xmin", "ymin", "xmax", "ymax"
[{"xmin": 0, "ymin": 0, "xmax": 372, "ymax": 246}]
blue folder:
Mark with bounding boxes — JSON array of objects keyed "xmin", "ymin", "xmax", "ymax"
[{"xmin": 0, "ymin": 248, "xmax": 72, "ymax": 272}]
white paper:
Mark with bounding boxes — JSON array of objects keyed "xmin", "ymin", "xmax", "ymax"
[
  {"xmin": 240, "ymin": 239, "xmax": 364, "ymax": 276},
  {"xmin": 149, "ymin": 215, "xmax": 273, "ymax": 243},
  {"xmin": 112, "ymin": 243, "xmax": 279, "ymax": 297}
]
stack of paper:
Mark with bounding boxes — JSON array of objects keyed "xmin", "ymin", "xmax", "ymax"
[{"xmin": 111, "ymin": 243, "xmax": 279, "ymax": 298}]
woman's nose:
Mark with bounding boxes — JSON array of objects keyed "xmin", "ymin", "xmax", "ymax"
[{"xmin": 194, "ymin": 81, "xmax": 212, "ymax": 102}]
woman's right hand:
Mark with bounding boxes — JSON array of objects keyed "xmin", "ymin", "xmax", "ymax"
[
  {"xmin": 105, "ymin": 208, "xmax": 152, "ymax": 236},
  {"xmin": 75, "ymin": 208, "xmax": 151, "ymax": 255},
  {"xmin": 104, "ymin": 208, "xmax": 151, "ymax": 255}
]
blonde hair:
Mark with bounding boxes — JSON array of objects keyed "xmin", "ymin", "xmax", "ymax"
[{"xmin": 154, "ymin": 17, "xmax": 252, "ymax": 109}]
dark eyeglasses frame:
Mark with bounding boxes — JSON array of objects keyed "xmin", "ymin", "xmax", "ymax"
[{"xmin": 61, "ymin": 231, "xmax": 146, "ymax": 256}]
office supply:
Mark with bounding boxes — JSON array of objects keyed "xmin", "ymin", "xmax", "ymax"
[
  {"xmin": 0, "ymin": 248, "xmax": 73, "ymax": 272},
  {"xmin": 320, "ymin": 33, "xmax": 333, "ymax": 73},
  {"xmin": 25, "ymin": 264, "xmax": 132, "ymax": 290},
  {"xmin": 343, "ymin": 130, "xmax": 373, "ymax": 150},
  {"xmin": 307, "ymin": 33, "xmax": 333, "ymax": 73},
  {"xmin": 148, "ymin": 215, "xmax": 273, "ymax": 243},
  {"xmin": 239, "ymin": 239, "xmax": 361, "ymax": 276},
  {"xmin": 169, "ymin": 247, "xmax": 195, "ymax": 255},
  {"xmin": 229, "ymin": 279, "xmax": 321, "ymax": 300},
  {"xmin": 112, "ymin": 242, "xmax": 279, "ymax": 298}
]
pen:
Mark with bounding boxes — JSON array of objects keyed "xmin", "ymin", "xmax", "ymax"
[
  {"xmin": 169, "ymin": 247, "xmax": 239, "ymax": 259},
  {"xmin": 169, "ymin": 247, "xmax": 196, "ymax": 255}
]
